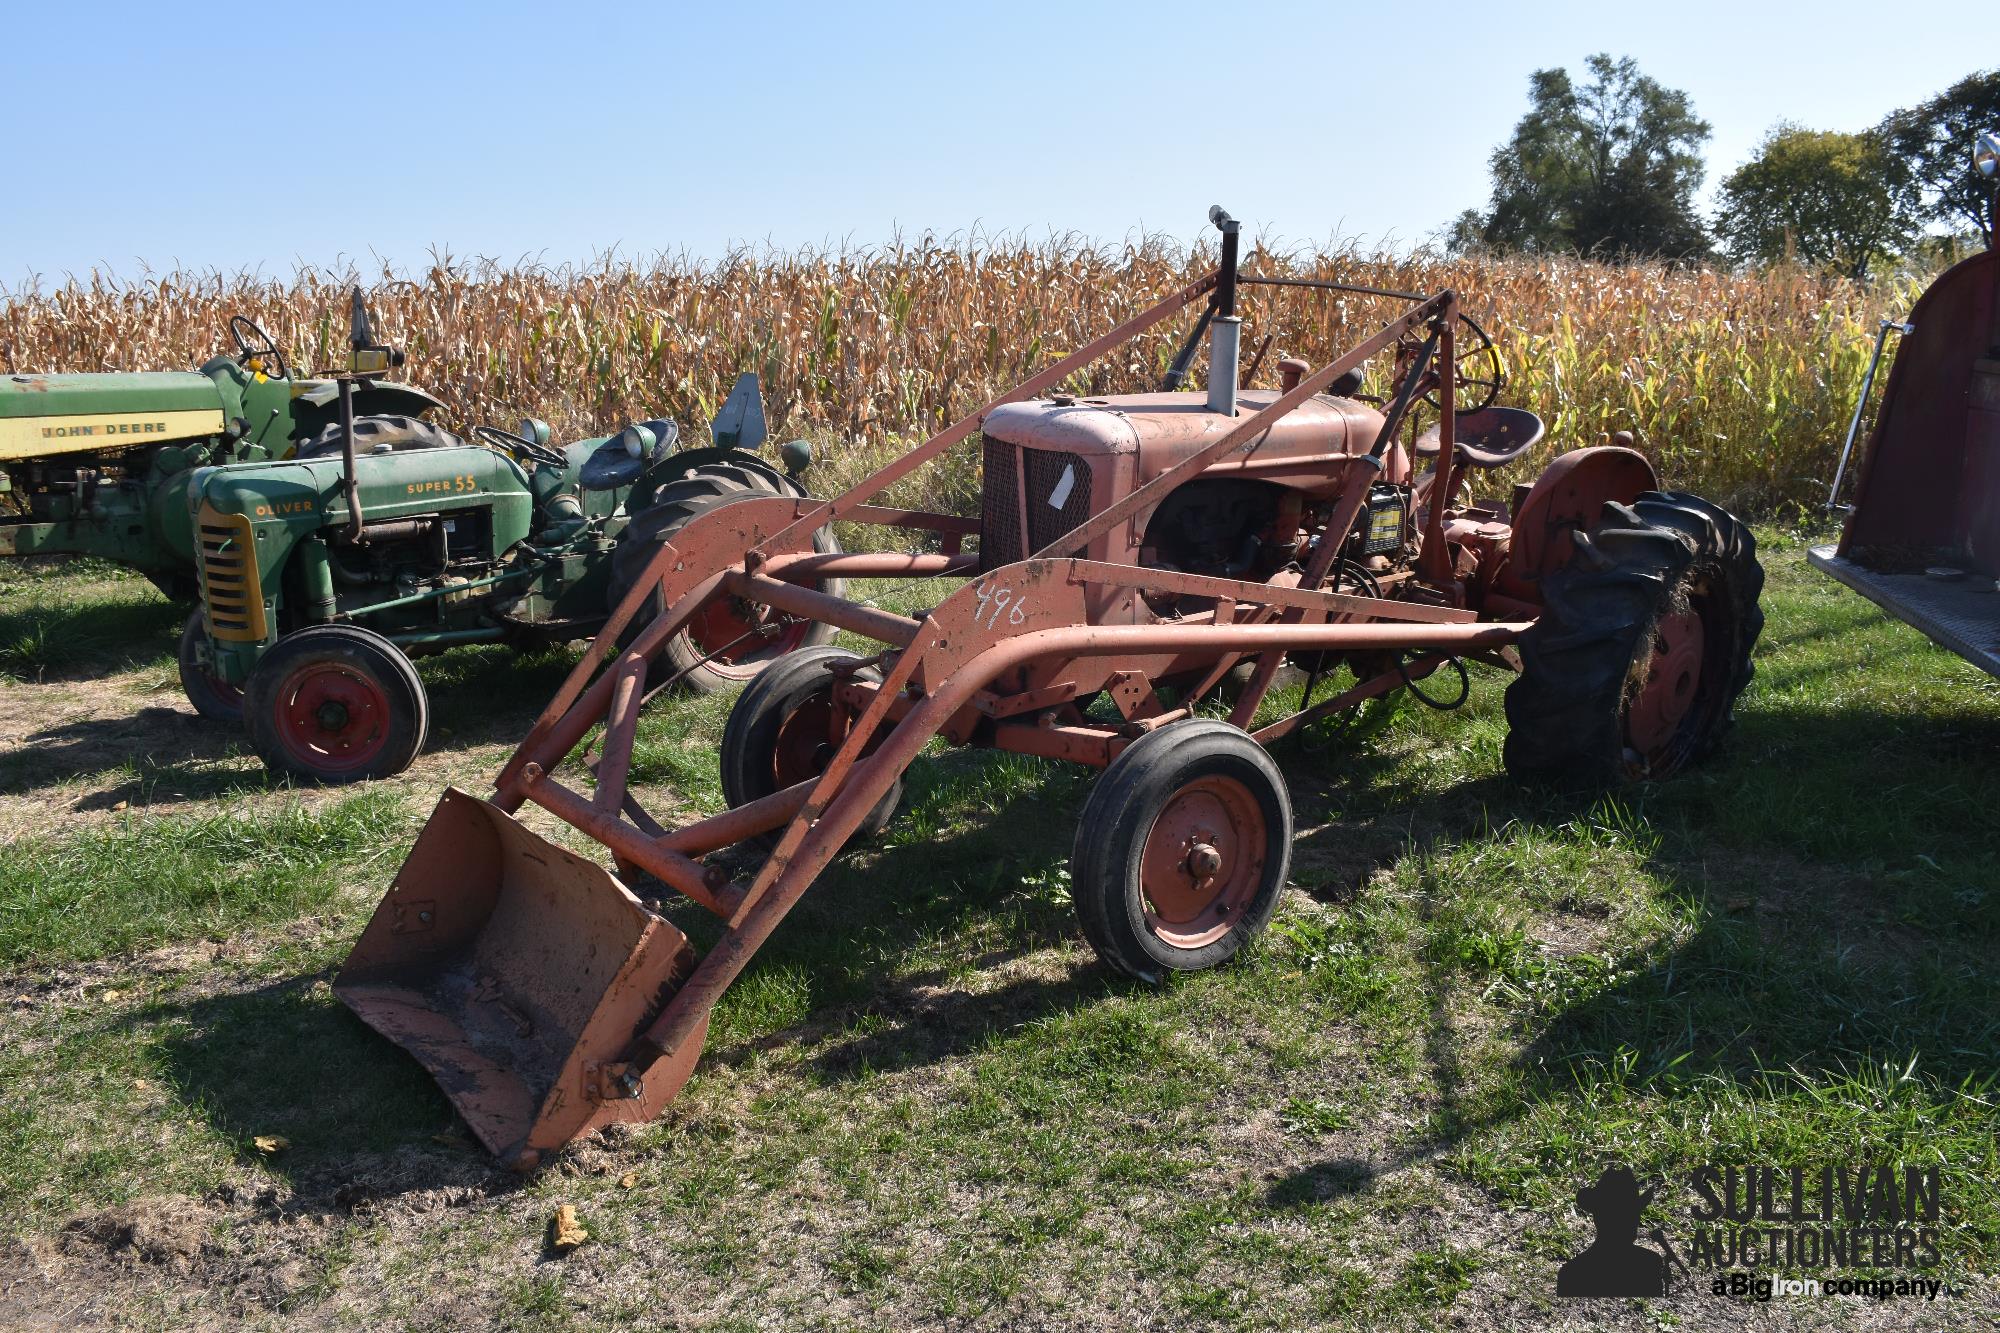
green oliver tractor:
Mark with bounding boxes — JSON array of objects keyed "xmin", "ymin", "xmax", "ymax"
[
  {"xmin": 182, "ymin": 297, "xmax": 841, "ymax": 784},
  {"xmin": 1, "ymin": 297, "xmax": 452, "ymax": 600}
]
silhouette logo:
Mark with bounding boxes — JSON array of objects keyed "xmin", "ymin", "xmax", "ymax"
[{"xmin": 1557, "ymin": 1166, "xmax": 1680, "ymax": 1298}]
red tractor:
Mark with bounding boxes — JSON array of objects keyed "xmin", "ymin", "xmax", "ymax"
[
  {"xmin": 332, "ymin": 207, "xmax": 1765, "ymax": 1167},
  {"xmin": 1814, "ymin": 133, "xmax": 2000, "ymax": 671}
]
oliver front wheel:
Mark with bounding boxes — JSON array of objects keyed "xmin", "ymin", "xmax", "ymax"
[{"xmin": 244, "ymin": 625, "xmax": 429, "ymax": 784}]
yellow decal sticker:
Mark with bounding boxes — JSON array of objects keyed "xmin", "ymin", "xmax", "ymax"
[
  {"xmin": 405, "ymin": 474, "xmax": 479, "ymax": 496},
  {"xmin": 251, "ymin": 499, "xmax": 318, "ymax": 517},
  {"xmin": 0, "ymin": 408, "xmax": 229, "ymax": 461}
]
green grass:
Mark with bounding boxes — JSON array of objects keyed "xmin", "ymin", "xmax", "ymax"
[
  {"xmin": 0, "ymin": 557, "xmax": 180, "ymax": 681},
  {"xmin": 0, "ymin": 533, "xmax": 1995, "ymax": 1327},
  {"xmin": 0, "ymin": 793, "xmax": 408, "ymax": 966}
]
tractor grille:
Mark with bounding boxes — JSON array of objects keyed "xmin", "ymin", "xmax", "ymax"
[
  {"xmin": 197, "ymin": 503, "xmax": 268, "ymax": 642},
  {"xmin": 1025, "ymin": 447, "xmax": 1093, "ymax": 554},
  {"xmin": 978, "ymin": 438, "xmax": 1094, "ymax": 571},
  {"xmin": 980, "ymin": 436, "xmax": 1021, "ymax": 570}
]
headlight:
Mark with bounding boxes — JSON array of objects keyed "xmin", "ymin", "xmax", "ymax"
[{"xmin": 1976, "ymin": 131, "xmax": 2000, "ymax": 179}]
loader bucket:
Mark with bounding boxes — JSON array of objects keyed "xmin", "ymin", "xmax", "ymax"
[{"xmin": 334, "ymin": 787, "xmax": 708, "ymax": 1169}]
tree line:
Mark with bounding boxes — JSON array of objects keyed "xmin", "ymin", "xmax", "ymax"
[{"xmin": 1449, "ymin": 57, "xmax": 1998, "ymax": 278}]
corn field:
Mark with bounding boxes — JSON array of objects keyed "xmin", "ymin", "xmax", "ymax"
[{"xmin": 0, "ymin": 237, "xmax": 1923, "ymax": 515}]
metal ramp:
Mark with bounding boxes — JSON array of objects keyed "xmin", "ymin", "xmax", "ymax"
[{"xmin": 1809, "ymin": 544, "xmax": 2000, "ymax": 679}]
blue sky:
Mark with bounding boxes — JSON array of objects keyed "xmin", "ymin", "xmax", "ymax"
[{"xmin": 1, "ymin": 1, "xmax": 1979, "ymax": 281}]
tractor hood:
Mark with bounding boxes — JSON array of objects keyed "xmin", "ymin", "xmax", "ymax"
[
  {"xmin": 981, "ymin": 390, "xmax": 1385, "ymax": 483},
  {"xmin": 0, "ymin": 371, "xmax": 227, "ymax": 462}
]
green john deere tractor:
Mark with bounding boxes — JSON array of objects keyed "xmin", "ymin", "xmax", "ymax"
[
  {"xmin": 1, "ymin": 296, "xmax": 453, "ymax": 600},
  {"xmin": 182, "ymin": 296, "xmax": 840, "ymax": 784}
]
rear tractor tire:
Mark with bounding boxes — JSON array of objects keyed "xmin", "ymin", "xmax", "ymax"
[
  {"xmin": 293, "ymin": 414, "xmax": 462, "ymax": 459},
  {"xmin": 178, "ymin": 611, "xmax": 244, "ymax": 723},
  {"xmin": 719, "ymin": 645, "xmax": 901, "ymax": 851},
  {"xmin": 1070, "ymin": 719, "xmax": 1293, "ymax": 983},
  {"xmin": 609, "ymin": 462, "xmax": 843, "ymax": 694},
  {"xmin": 1503, "ymin": 491, "xmax": 1763, "ymax": 787},
  {"xmin": 244, "ymin": 624, "xmax": 429, "ymax": 785}
]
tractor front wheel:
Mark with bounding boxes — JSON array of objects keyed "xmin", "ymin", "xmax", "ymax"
[
  {"xmin": 609, "ymin": 463, "xmax": 842, "ymax": 694},
  {"xmin": 1503, "ymin": 491, "xmax": 1763, "ymax": 786},
  {"xmin": 1071, "ymin": 719, "xmax": 1292, "ymax": 982},
  {"xmin": 244, "ymin": 625, "xmax": 429, "ymax": 784},
  {"xmin": 719, "ymin": 645, "xmax": 900, "ymax": 851},
  {"xmin": 177, "ymin": 611, "xmax": 243, "ymax": 722}
]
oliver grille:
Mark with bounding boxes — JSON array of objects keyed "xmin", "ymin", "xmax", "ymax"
[{"xmin": 196, "ymin": 503, "xmax": 267, "ymax": 641}]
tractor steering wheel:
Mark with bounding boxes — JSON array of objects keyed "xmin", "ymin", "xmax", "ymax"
[
  {"xmin": 228, "ymin": 315, "xmax": 290, "ymax": 382},
  {"xmin": 475, "ymin": 423, "xmax": 567, "ymax": 470},
  {"xmin": 1424, "ymin": 313, "xmax": 1504, "ymax": 414}
]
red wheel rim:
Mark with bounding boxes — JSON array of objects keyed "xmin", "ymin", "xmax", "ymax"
[
  {"xmin": 205, "ymin": 669, "xmax": 243, "ymax": 710},
  {"xmin": 685, "ymin": 596, "xmax": 814, "ymax": 682},
  {"xmin": 272, "ymin": 661, "xmax": 393, "ymax": 774},
  {"xmin": 1138, "ymin": 775, "xmax": 1267, "ymax": 949},
  {"xmin": 770, "ymin": 692, "xmax": 841, "ymax": 787},
  {"xmin": 1626, "ymin": 607, "xmax": 1706, "ymax": 762}
]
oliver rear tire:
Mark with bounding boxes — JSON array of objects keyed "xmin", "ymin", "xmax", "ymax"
[
  {"xmin": 609, "ymin": 462, "xmax": 842, "ymax": 694},
  {"xmin": 178, "ymin": 611, "xmax": 244, "ymax": 723},
  {"xmin": 294, "ymin": 414, "xmax": 462, "ymax": 459},
  {"xmin": 719, "ymin": 645, "xmax": 900, "ymax": 850},
  {"xmin": 244, "ymin": 625, "xmax": 429, "ymax": 784},
  {"xmin": 1070, "ymin": 719, "xmax": 1292, "ymax": 983},
  {"xmin": 1502, "ymin": 491, "xmax": 1763, "ymax": 787}
]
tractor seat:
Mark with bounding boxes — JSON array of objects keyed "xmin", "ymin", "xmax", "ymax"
[{"xmin": 1413, "ymin": 406, "xmax": 1545, "ymax": 469}]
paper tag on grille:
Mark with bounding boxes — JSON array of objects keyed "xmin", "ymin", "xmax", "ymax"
[{"xmin": 1047, "ymin": 463, "xmax": 1076, "ymax": 509}]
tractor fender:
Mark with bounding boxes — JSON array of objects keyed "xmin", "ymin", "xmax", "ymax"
[
  {"xmin": 628, "ymin": 445, "xmax": 794, "ymax": 514},
  {"xmin": 349, "ymin": 383, "xmax": 446, "ymax": 418},
  {"xmin": 1504, "ymin": 445, "xmax": 1659, "ymax": 585},
  {"xmin": 288, "ymin": 381, "xmax": 448, "ymax": 438}
]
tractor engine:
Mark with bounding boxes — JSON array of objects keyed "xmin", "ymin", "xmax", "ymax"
[
  {"xmin": 975, "ymin": 386, "xmax": 1409, "ymax": 617},
  {"xmin": 190, "ymin": 445, "xmax": 543, "ymax": 681}
]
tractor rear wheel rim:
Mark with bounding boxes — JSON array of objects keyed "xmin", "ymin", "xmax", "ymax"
[
  {"xmin": 1139, "ymin": 775, "xmax": 1266, "ymax": 950},
  {"xmin": 275, "ymin": 662, "xmax": 392, "ymax": 773},
  {"xmin": 1626, "ymin": 605, "xmax": 1707, "ymax": 764},
  {"xmin": 687, "ymin": 596, "xmax": 812, "ymax": 680}
]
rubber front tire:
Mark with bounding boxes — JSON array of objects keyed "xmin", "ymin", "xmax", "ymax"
[
  {"xmin": 719, "ymin": 645, "xmax": 900, "ymax": 851},
  {"xmin": 1503, "ymin": 490, "xmax": 1763, "ymax": 787},
  {"xmin": 244, "ymin": 625, "xmax": 429, "ymax": 784},
  {"xmin": 293, "ymin": 414, "xmax": 462, "ymax": 459},
  {"xmin": 609, "ymin": 462, "xmax": 842, "ymax": 694},
  {"xmin": 177, "ymin": 611, "xmax": 244, "ymax": 722},
  {"xmin": 1071, "ymin": 719, "xmax": 1292, "ymax": 982}
]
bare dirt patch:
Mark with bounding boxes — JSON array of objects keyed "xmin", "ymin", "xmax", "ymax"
[{"xmin": 0, "ymin": 659, "xmax": 548, "ymax": 845}]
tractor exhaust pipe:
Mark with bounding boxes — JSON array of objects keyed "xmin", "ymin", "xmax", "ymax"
[
  {"xmin": 1208, "ymin": 317, "xmax": 1241, "ymax": 416},
  {"xmin": 337, "ymin": 286, "xmax": 408, "ymax": 543},
  {"xmin": 338, "ymin": 377, "xmax": 365, "ymax": 543},
  {"xmin": 1207, "ymin": 206, "xmax": 1242, "ymax": 416}
]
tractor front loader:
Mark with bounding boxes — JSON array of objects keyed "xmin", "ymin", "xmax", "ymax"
[{"xmin": 336, "ymin": 207, "xmax": 1765, "ymax": 1168}]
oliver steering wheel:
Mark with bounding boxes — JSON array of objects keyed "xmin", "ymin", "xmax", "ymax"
[
  {"xmin": 228, "ymin": 315, "xmax": 290, "ymax": 382},
  {"xmin": 475, "ymin": 423, "xmax": 567, "ymax": 470}
]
